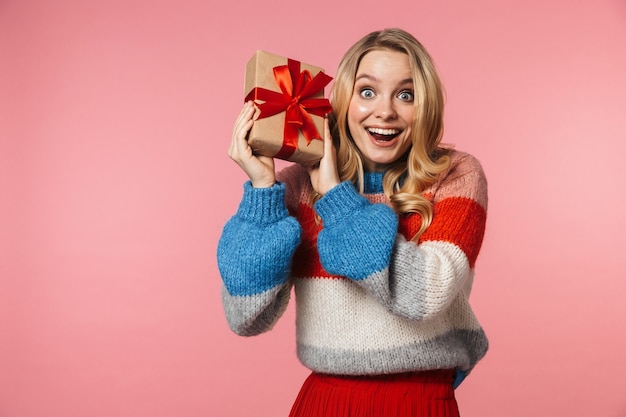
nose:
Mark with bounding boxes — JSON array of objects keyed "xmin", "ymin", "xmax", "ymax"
[{"xmin": 375, "ymin": 97, "xmax": 397, "ymax": 120}]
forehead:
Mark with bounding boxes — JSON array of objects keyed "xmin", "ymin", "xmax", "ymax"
[{"xmin": 356, "ymin": 49, "xmax": 412, "ymax": 81}]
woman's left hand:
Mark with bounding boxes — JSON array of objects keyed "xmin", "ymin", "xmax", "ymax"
[{"xmin": 306, "ymin": 118, "xmax": 340, "ymax": 195}]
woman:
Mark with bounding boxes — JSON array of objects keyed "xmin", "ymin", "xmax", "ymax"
[{"xmin": 218, "ymin": 28, "xmax": 488, "ymax": 417}]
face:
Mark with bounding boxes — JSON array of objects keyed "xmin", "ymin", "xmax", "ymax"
[{"xmin": 347, "ymin": 49, "xmax": 415, "ymax": 172}]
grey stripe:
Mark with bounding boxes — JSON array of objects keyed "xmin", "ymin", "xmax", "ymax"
[
  {"xmin": 297, "ymin": 328, "xmax": 488, "ymax": 375},
  {"xmin": 358, "ymin": 239, "xmax": 470, "ymax": 321},
  {"xmin": 222, "ymin": 283, "xmax": 291, "ymax": 336}
]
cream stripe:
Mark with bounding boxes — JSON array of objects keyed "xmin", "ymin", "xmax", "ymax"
[{"xmin": 294, "ymin": 275, "xmax": 482, "ymax": 352}]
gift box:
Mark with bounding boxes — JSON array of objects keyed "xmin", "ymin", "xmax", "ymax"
[{"xmin": 244, "ymin": 50, "xmax": 333, "ymax": 164}]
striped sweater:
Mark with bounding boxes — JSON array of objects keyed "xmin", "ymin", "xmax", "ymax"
[{"xmin": 217, "ymin": 150, "xmax": 488, "ymax": 378}]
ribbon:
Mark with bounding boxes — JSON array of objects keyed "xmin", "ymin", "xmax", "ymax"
[{"xmin": 245, "ymin": 58, "xmax": 333, "ymax": 159}]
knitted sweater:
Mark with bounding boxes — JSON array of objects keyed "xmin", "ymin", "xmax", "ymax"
[{"xmin": 217, "ymin": 150, "xmax": 488, "ymax": 377}]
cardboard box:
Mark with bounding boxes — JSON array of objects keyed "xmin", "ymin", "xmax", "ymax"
[{"xmin": 244, "ymin": 50, "xmax": 332, "ymax": 164}]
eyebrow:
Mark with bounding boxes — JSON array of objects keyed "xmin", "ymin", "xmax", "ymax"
[{"xmin": 355, "ymin": 74, "xmax": 413, "ymax": 86}]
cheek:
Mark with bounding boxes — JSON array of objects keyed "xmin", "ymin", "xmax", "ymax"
[
  {"xmin": 400, "ymin": 107, "xmax": 415, "ymax": 125},
  {"xmin": 347, "ymin": 99, "xmax": 370, "ymax": 122}
]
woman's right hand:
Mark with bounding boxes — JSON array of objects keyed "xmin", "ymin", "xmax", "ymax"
[{"xmin": 228, "ymin": 101, "xmax": 276, "ymax": 188}]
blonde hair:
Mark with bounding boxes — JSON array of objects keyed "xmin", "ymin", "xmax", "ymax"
[{"xmin": 328, "ymin": 28, "xmax": 451, "ymax": 239}]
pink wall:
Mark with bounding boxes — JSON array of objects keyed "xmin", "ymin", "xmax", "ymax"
[{"xmin": 2, "ymin": 0, "xmax": 626, "ymax": 416}]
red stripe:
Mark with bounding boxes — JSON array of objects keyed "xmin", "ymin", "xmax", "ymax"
[
  {"xmin": 420, "ymin": 197, "xmax": 486, "ymax": 268},
  {"xmin": 398, "ymin": 213, "xmax": 423, "ymax": 242},
  {"xmin": 291, "ymin": 203, "xmax": 338, "ymax": 279},
  {"xmin": 291, "ymin": 196, "xmax": 486, "ymax": 278}
]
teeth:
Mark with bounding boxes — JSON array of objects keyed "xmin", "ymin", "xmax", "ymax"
[{"xmin": 368, "ymin": 127, "xmax": 399, "ymax": 135}]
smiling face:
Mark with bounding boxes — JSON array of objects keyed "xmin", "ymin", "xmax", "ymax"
[{"xmin": 347, "ymin": 49, "xmax": 415, "ymax": 172}]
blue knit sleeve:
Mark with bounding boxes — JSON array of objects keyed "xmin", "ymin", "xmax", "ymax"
[
  {"xmin": 314, "ymin": 181, "xmax": 398, "ymax": 280},
  {"xmin": 217, "ymin": 181, "xmax": 301, "ymax": 336},
  {"xmin": 218, "ymin": 181, "xmax": 301, "ymax": 296}
]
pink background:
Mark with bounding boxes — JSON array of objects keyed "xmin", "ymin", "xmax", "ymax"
[{"xmin": 2, "ymin": 0, "xmax": 626, "ymax": 416}]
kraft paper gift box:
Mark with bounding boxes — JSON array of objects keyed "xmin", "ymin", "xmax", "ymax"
[{"xmin": 244, "ymin": 50, "xmax": 333, "ymax": 164}]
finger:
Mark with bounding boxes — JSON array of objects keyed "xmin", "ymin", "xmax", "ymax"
[
  {"xmin": 233, "ymin": 102, "xmax": 254, "ymax": 131},
  {"xmin": 322, "ymin": 117, "xmax": 334, "ymax": 157},
  {"xmin": 235, "ymin": 102, "xmax": 255, "ymax": 136},
  {"xmin": 323, "ymin": 117, "xmax": 330, "ymax": 144},
  {"xmin": 231, "ymin": 103, "xmax": 256, "ymax": 159}
]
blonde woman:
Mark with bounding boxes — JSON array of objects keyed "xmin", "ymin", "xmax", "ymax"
[{"xmin": 218, "ymin": 28, "xmax": 489, "ymax": 417}]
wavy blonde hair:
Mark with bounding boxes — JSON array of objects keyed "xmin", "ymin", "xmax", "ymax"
[{"xmin": 327, "ymin": 28, "xmax": 451, "ymax": 239}]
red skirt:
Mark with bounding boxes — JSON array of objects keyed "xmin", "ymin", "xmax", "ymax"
[{"xmin": 289, "ymin": 370, "xmax": 460, "ymax": 417}]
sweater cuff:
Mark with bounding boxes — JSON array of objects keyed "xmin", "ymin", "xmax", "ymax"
[
  {"xmin": 314, "ymin": 181, "xmax": 368, "ymax": 227},
  {"xmin": 236, "ymin": 181, "xmax": 290, "ymax": 225}
]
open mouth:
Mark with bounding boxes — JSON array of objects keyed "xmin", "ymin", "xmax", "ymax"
[{"xmin": 367, "ymin": 127, "xmax": 401, "ymax": 142}]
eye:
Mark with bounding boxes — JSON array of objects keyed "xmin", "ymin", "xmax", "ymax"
[
  {"xmin": 359, "ymin": 88, "xmax": 375, "ymax": 99},
  {"xmin": 397, "ymin": 90, "xmax": 414, "ymax": 102}
]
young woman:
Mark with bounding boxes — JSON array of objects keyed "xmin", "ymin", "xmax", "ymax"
[{"xmin": 218, "ymin": 28, "xmax": 488, "ymax": 417}]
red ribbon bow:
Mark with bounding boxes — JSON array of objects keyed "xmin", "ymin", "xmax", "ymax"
[{"xmin": 245, "ymin": 58, "xmax": 333, "ymax": 159}]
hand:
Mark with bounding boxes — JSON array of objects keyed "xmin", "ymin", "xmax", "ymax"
[
  {"xmin": 306, "ymin": 118, "xmax": 340, "ymax": 195},
  {"xmin": 228, "ymin": 101, "xmax": 276, "ymax": 188}
]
